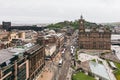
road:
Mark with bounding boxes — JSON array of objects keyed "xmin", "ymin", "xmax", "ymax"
[
  {"xmin": 39, "ymin": 30, "xmax": 78, "ymax": 80},
  {"xmin": 58, "ymin": 37, "xmax": 71, "ymax": 80},
  {"xmin": 58, "ymin": 30, "xmax": 77, "ymax": 80},
  {"xmin": 58, "ymin": 48, "xmax": 72, "ymax": 80}
]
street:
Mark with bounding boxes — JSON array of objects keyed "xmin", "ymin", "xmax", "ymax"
[
  {"xmin": 58, "ymin": 47, "xmax": 71, "ymax": 80},
  {"xmin": 36, "ymin": 30, "xmax": 78, "ymax": 80},
  {"xmin": 58, "ymin": 30, "xmax": 77, "ymax": 80}
]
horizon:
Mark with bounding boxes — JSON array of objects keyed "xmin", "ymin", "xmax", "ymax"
[{"xmin": 1, "ymin": 18, "xmax": 120, "ymax": 25}]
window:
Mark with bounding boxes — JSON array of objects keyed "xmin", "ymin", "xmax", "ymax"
[
  {"xmin": 93, "ymin": 42, "xmax": 96, "ymax": 49},
  {"xmin": 3, "ymin": 74, "xmax": 14, "ymax": 80}
]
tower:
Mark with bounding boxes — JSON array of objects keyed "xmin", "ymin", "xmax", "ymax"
[
  {"xmin": 2, "ymin": 21, "xmax": 11, "ymax": 30},
  {"xmin": 79, "ymin": 15, "xmax": 85, "ymax": 32}
]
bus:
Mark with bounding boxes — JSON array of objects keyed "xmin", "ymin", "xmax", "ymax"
[{"xmin": 58, "ymin": 59, "xmax": 63, "ymax": 67}]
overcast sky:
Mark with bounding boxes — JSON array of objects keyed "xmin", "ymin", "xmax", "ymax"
[{"xmin": 0, "ymin": 0, "xmax": 120, "ymax": 24}]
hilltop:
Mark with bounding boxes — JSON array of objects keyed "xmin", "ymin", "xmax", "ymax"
[{"xmin": 47, "ymin": 19, "xmax": 98, "ymax": 30}]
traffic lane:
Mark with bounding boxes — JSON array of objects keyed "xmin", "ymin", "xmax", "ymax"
[
  {"xmin": 58, "ymin": 44, "xmax": 72, "ymax": 80},
  {"xmin": 58, "ymin": 60, "xmax": 70, "ymax": 80},
  {"xmin": 58, "ymin": 32, "xmax": 75, "ymax": 80}
]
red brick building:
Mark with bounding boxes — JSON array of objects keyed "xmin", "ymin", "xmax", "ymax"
[{"xmin": 78, "ymin": 16, "xmax": 111, "ymax": 50}]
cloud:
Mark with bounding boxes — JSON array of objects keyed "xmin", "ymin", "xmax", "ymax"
[{"xmin": 0, "ymin": 0, "xmax": 120, "ymax": 23}]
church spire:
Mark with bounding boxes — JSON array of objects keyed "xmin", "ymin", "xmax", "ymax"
[{"xmin": 80, "ymin": 15, "xmax": 83, "ymax": 19}]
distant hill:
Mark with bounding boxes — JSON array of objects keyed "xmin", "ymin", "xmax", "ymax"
[
  {"xmin": 101, "ymin": 22, "xmax": 120, "ymax": 27},
  {"xmin": 47, "ymin": 19, "xmax": 98, "ymax": 30}
]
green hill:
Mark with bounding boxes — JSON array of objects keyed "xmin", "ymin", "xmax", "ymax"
[{"xmin": 47, "ymin": 19, "xmax": 98, "ymax": 30}]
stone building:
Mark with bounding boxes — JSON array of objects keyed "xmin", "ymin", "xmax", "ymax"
[
  {"xmin": 25, "ymin": 44, "xmax": 45, "ymax": 80},
  {"xmin": 0, "ymin": 43, "xmax": 45, "ymax": 80},
  {"xmin": 0, "ymin": 46, "xmax": 29, "ymax": 80},
  {"xmin": 37, "ymin": 31, "xmax": 64, "ymax": 59},
  {"xmin": 78, "ymin": 16, "xmax": 111, "ymax": 50}
]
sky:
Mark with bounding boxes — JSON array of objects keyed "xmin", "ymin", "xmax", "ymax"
[{"xmin": 0, "ymin": 0, "xmax": 120, "ymax": 24}]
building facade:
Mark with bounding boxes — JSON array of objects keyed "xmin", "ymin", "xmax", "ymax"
[
  {"xmin": 0, "ymin": 52, "xmax": 28, "ymax": 80},
  {"xmin": 2, "ymin": 22, "xmax": 11, "ymax": 30},
  {"xmin": 25, "ymin": 44, "xmax": 45, "ymax": 80},
  {"xmin": 78, "ymin": 16, "xmax": 111, "ymax": 50},
  {"xmin": 37, "ymin": 32, "xmax": 64, "ymax": 59},
  {"xmin": 0, "ymin": 44, "xmax": 45, "ymax": 80}
]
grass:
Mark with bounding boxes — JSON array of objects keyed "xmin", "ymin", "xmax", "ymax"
[
  {"xmin": 101, "ymin": 52, "xmax": 110, "ymax": 55},
  {"xmin": 91, "ymin": 59, "xmax": 96, "ymax": 62},
  {"xmin": 75, "ymin": 49, "xmax": 79, "ymax": 61},
  {"xmin": 98, "ymin": 60, "xmax": 103, "ymax": 64},
  {"xmin": 114, "ymin": 70, "xmax": 120, "ymax": 80},
  {"xmin": 75, "ymin": 52, "xmax": 78, "ymax": 60},
  {"xmin": 113, "ymin": 62, "xmax": 120, "ymax": 80},
  {"xmin": 72, "ymin": 72, "xmax": 95, "ymax": 80},
  {"xmin": 91, "ymin": 59, "xmax": 103, "ymax": 64}
]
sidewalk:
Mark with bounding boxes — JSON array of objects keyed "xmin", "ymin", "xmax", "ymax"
[
  {"xmin": 66, "ymin": 68, "xmax": 74, "ymax": 80},
  {"xmin": 36, "ymin": 52, "xmax": 62, "ymax": 80},
  {"xmin": 36, "ymin": 67, "xmax": 54, "ymax": 80},
  {"xmin": 53, "ymin": 52, "xmax": 62, "ymax": 63}
]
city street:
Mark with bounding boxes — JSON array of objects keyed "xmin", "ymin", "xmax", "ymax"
[
  {"xmin": 58, "ymin": 48, "xmax": 71, "ymax": 80},
  {"xmin": 58, "ymin": 31, "xmax": 77, "ymax": 80},
  {"xmin": 36, "ymin": 30, "xmax": 77, "ymax": 80}
]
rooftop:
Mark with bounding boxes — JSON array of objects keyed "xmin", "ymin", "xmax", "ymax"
[
  {"xmin": 0, "ymin": 49, "xmax": 14, "ymax": 64},
  {"xmin": 89, "ymin": 61, "xmax": 110, "ymax": 80},
  {"xmin": 0, "ymin": 47, "xmax": 25, "ymax": 64},
  {"xmin": 111, "ymin": 45, "xmax": 120, "ymax": 60},
  {"xmin": 0, "ymin": 43, "xmax": 34, "ymax": 64},
  {"xmin": 26, "ymin": 44, "xmax": 43, "ymax": 54},
  {"xmin": 84, "ymin": 28, "xmax": 109, "ymax": 33},
  {"xmin": 111, "ymin": 34, "xmax": 120, "ymax": 40}
]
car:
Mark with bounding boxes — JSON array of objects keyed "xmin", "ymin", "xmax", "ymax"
[{"xmin": 58, "ymin": 59, "xmax": 63, "ymax": 67}]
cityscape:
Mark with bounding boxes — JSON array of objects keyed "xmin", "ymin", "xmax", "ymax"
[{"xmin": 0, "ymin": 0, "xmax": 120, "ymax": 80}]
